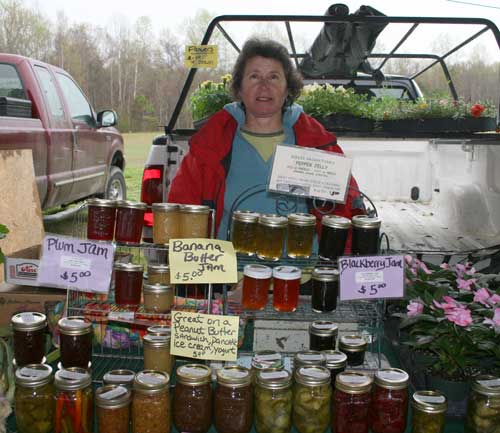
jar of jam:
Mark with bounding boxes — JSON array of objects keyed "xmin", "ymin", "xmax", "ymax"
[
  {"xmin": 339, "ymin": 335, "xmax": 368, "ymax": 366},
  {"xmin": 113, "ymin": 262, "xmax": 144, "ymax": 307},
  {"xmin": 465, "ymin": 375, "xmax": 500, "ymax": 433},
  {"xmin": 256, "ymin": 214, "xmax": 287, "ymax": 261},
  {"xmin": 351, "ymin": 215, "xmax": 381, "ymax": 255},
  {"xmin": 322, "ymin": 350, "xmax": 347, "ymax": 386},
  {"xmin": 287, "ymin": 212, "xmax": 316, "ymax": 258},
  {"xmin": 143, "ymin": 283, "xmax": 174, "ymax": 313},
  {"xmin": 251, "ymin": 351, "xmax": 284, "ymax": 377},
  {"xmin": 173, "ymin": 364, "xmax": 212, "ymax": 433},
  {"xmin": 54, "ymin": 368, "xmax": 93, "ymax": 433},
  {"xmin": 311, "ymin": 267, "xmax": 339, "ymax": 312},
  {"xmin": 255, "ymin": 369, "xmax": 293, "ymax": 433},
  {"xmin": 58, "ymin": 316, "xmax": 92, "ymax": 369},
  {"xmin": 411, "ymin": 390, "xmax": 447, "ymax": 433},
  {"xmin": 152, "ymin": 203, "xmax": 180, "ymax": 244},
  {"xmin": 371, "ymin": 368, "xmax": 409, "ymax": 433},
  {"xmin": 319, "ymin": 215, "xmax": 351, "ymax": 261},
  {"xmin": 333, "ymin": 371, "xmax": 373, "ymax": 433},
  {"xmin": 132, "ymin": 370, "xmax": 171, "ymax": 433},
  {"xmin": 87, "ymin": 198, "xmax": 117, "ymax": 241},
  {"xmin": 242, "ymin": 264, "xmax": 272, "ymax": 310},
  {"xmin": 11, "ymin": 312, "xmax": 46, "ymax": 367},
  {"xmin": 272, "ymin": 265, "xmax": 302, "ymax": 312},
  {"xmin": 231, "ymin": 210, "xmax": 259, "ymax": 255},
  {"xmin": 294, "ymin": 350, "xmax": 326, "ymax": 370},
  {"xmin": 15, "ymin": 364, "xmax": 54, "ymax": 433},
  {"xmin": 147, "ymin": 264, "xmax": 170, "ymax": 285},
  {"xmin": 294, "ymin": 366, "xmax": 331, "ymax": 433},
  {"xmin": 103, "ymin": 369, "xmax": 136, "ymax": 389},
  {"xmin": 143, "ymin": 334, "xmax": 173, "ymax": 376},
  {"xmin": 96, "ymin": 384, "xmax": 132, "ymax": 433},
  {"xmin": 214, "ymin": 366, "xmax": 253, "ymax": 433},
  {"xmin": 309, "ymin": 320, "xmax": 338, "ymax": 351},
  {"xmin": 115, "ymin": 200, "xmax": 147, "ymax": 244},
  {"xmin": 179, "ymin": 204, "xmax": 210, "ymax": 238}
]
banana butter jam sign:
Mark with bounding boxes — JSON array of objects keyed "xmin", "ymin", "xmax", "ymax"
[{"xmin": 185, "ymin": 45, "xmax": 218, "ymax": 68}]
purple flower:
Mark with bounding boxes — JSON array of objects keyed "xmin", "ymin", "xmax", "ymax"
[
  {"xmin": 457, "ymin": 277, "xmax": 476, "ymax": 291},
  {"xmin": 407, "ymin": 301, "xmax": 424, "ymax": 317},
  {"xmin": 474, "ymin": 287, "xmax": 491, "ymax": 306},
  {"xmin": 483, "ymin": 308, "xmax": 500, "ymax": 328},
  {"xmin": 445, "ymin": 306, "xmax": 472, "ymax": 327}
]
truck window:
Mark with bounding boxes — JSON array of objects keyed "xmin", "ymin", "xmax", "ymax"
[
  {"xmin": 34, "ymin": 66, "xmax": 64, "ymax": 118},
  {"xmin": 0, "ymin": 63, "xmax": 26, "ymax": 99},
  {"xmin": 56, "ymin": 73, "xmax": 94, "ymax": 126}
]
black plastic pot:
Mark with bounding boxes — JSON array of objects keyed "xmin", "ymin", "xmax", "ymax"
[{"xmin": 319, "ymin": 113, "xmax": 375, "ymax": 132}]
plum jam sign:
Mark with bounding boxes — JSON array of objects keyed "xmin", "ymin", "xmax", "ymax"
[
  {"xmin": 37, "ymin": 234, "xmax": 114, "ymax": 293},
  {"xmin": 338, "ymin": 255, "xmax": 405, "ymax": 301}
]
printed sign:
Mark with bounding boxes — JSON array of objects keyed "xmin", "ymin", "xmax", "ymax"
[
  {"xmin": 171, "ymin": 311, "xmax": 239, "ymax": 361},
  {"xmin": 338, "ymin": 255, "xmax": 405, "ymax": 301},
  {"xmin": 37, "ymin": 234, "xmax": 114, "ymax": 293},
  {"xmin": 268, "ymin": 144, "xmax": 352, "ymax": 203},
  {"xmin": 169, "ymin": 239, "xmax": 237, "ymax": 284},
  {"xmin": 184, "ymin": 45, "xmax": 218, "ymax": 68}
]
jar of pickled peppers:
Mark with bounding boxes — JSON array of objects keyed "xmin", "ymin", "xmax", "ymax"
[
  {"xmin": 465, "ymin": 375, "xmax": 500, "ymax": 433},
  {"xmin": 411, "ymin": 390, "xmax": 447, "ymax": 433}
]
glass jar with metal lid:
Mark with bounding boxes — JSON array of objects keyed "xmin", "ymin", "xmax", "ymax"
[
  {"xmin": 173, "ymin": 364, "xmax": 212, "ymax": 433},
  {"xmin": 322, "ymin": 350, "xmax": 347, "ymax": 385},
  {"xmin": 412, "ymin": 390, "xmax": 447, "ymax": 433},
  {"xmin": 179, "ymin": 204, "xmax": 210, "ymax": 238},
  {"xmin": 319, "ymin": 215, "xmax": 351, "ymax": 261},
  {"xmin": 287, "ymin": 212, "xmax": 316, "ymax": 258},
  {"xmin": 58, "ymin": 316, "xmax": 92, "ymax": 369},
  {"xmin": 113, "ymin": 262, "xmax": 144, "ymax": 307},
  {"xmin": 371, "ymin": 368, "xmax": 409, "ymax": 433},
  {"xmin": 251, "ymin": 350, "xmax": 284, "ymax": 376},
  {"xmin": 132, "ymin": 370, "xmax": 171, "ymax": 433},
  {"xmin": 115, "ymin": 200, "xmax": 148, "ymax": 244},
  {"xmin": 143, "ymin": 283, "xmax": 174, "ymax": 313},
  {"xmin": 242, "ymin": 264, "xmax": 272, "ymax": 310},
  {"xmin": 294, "ymin": 350, "xmax": 326, "ymax": 370},
  {"xmin": 293, "ymin": 366, "xmax": 331, "ymax": 433},
  {"xmin": 256, "ymin": 214, "xmax": 288, "ymax": 260},
  {"xmin": 11, "ymin": 312, "xmax": 46, "ymax": 366},
  {"xmin": 255, "ymin": 369, "xmax": 293, "ymax": 433},
  {"xmin": 273, "ymin": 265, "xmax": 302, "ymax": 312},
  {"xmin": 147, "ymin": 263, "xmax": 170, "ymax": 285},
  {"xmin": 152, "ymin": 202, "xmax": 180, "ymax": 244},
  {"xmin": 465, "ymin": 375, "xmax": 500, "ymax": 433},
  {"xmin": 147, "ymin": 325, "xmax": 171, "ymax": 336},
  {"xmin": 351, "ymin": 215, "xmax": 381, "ymax": 255},
  {"xmin": 339, "ymin": 334, "xmax": 368, "ymax": 366},
  {"xmin": 309, "ymin": 320, "xmax": 338, "ymax": 351},
  {"xmin": 15, "ymin": 364, "xmax": 54, "ymax": 433},
  {"xmin": 214, "ymin": 366, "xmax": 253, "ymax": 433},
  {"xmin": 311, "ymin": 267, "xmax": 339, "ymax": 312},
  {"xmin": 96, "ymin": 384, "xmax": 132, "ymax": 433},
  {"xmin": 103, "ymin": 369, "xmax": 136, "ymax": 389},
  {"xmin": 333, "ymin": 371, "xmax": 373, "ymax": 433},
  {"xmin": 231, "ymin": 210, "xmax": 259, "ymax": 255},
  {"xmin": 143, "ymin": 333, "xmax": 173, "ymax": 376},
  {"xmin": 87, "ymin": 198, "xmax": 117, "ymax": 241}
]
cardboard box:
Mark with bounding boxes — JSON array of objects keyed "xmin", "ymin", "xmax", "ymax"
[{"xmin": 3, "ymin": 245, "xmax": 41, "ymax": 287}]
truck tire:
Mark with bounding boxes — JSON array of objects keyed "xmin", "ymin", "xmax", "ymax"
[{"xmin": 105, "ymin": 166, "xmax": 126, "ymax": 201}]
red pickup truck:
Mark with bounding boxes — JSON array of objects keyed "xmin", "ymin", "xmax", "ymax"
[{"xmin": 0, "ymin": 54, "xmax": 126, "ymax": 210}]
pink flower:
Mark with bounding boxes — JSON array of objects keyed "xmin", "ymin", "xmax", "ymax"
[
  {"xmin": 488, "ymin": 294, "xmax": 500, "ymax": 306},
  {"xmin": 417, "ymin": 260, "xmax": 432, "ymax": 275},
  {"xmin": 407, "ymin": 301, "xmax": 424, "ymax": 317},
  {"xmin": 445, "ymin": 306, "xmax": 472, "ymax": 327},
  {"xmin": 457, "ymin": 277, "xmax": 476, "ymax": 291},
  {"xmin": 404, "ymin": 255, "xmax": 413, "ymax": 265},
  {"xmin": 474, "ymin": 287, "xmax": 491, "ymax": 306},
  {"xmin": 440, "ymin": 263, "xmax": 450, "ymax": 270},
  {"xmin": 455, "ymin": 263, "xmax": 466, "ymax": 276},
  {"xmin": 483, "ymin": 308, "xmax": 500, "ymax": 328},
  {"xmin": 433, "ymin": 296, "xmax": 457, "ymax": 310}
]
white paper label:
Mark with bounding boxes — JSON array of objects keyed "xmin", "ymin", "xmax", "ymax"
[
  {"xmin": 100, "ymin": 386, "xmax": 127, "ymax": 400},
  {"xmin": 19, "ymin": 367, "xmax": 45, "ymax": 378},
  {"xmin": 418, "ymin": 395, "xmax": 446, "ymax": 404},
  {"xmin": 325, "ymin": 354, "xmax": 346, "ymax": 362},
  {"xmin": 313, "ymin": 323, "xmax": 336, "ymax": 330},
  {"xmin": 342, "ymin": 338, "xmax": 365, "ymax": 345},
  {"xmin": 64, "ymin": 319, "xmax": 86, "ymax": 328},
  {"xmin": 220, "ymin": 369, "xmax": 249, "ymax": 379},
  {"xmin": 140, "ymin": 373, "xmax": 164, "ymax": 385},
  {"xmin": 107, "ymin": 374, "xmax": 135, "ymax": 383},
  {"xmin": 260, "ymin": 371, "xmax": 289, "ymax": 380},
  {"xmin": 59, "ymin": 370, "xmax": 88, "ymax": 380},
  {"xmin": 180, "ymin": 367, "xmax": 208, "ymax": 377},
  {"xmin": 355, "ymin": 271, "xmax": 384, "ymax": 284},
  {"xmin": 108, "ymin": 312, "xmax": 135, "ymax": 321},
  {"xmin": 340, "ymin": 374, "xmax": 368, "ymax": 384},
  {"xmin": 254, "ymin": 353, "xmax": 281, "ymax": 362},
  {"xmin": 60, "ymin": 255, "xmax": 91, "ymax": 271},
  {"xmin": 378, "ymin": 371, "xmax": 407, "ymax": 382},
  {"xmin": 300, "ymin": 367, "xmax": 329, "ymax": 379},
  {"xmin": 20, "ymin": 313, "xmax": 37, "ymax": 323},
  {"xmin": 298, "ymin": 354, "xmax": 323, "ymax": 361},
  {"xmin": 478, "ymin": 379, "xmax": 500, "ymax": 388}
]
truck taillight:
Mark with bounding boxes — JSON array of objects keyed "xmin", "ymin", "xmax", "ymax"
[{"xmin": 141, "ymin": 165, "xmax": 164, "ymax": 227}]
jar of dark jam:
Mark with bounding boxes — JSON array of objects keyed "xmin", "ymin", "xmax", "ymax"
[
  {"xmin": 465, "ymin": 375, "xmax": 500, "ymax": 433},
  {"xmin": 232, "ymin": 210, "xmax": 259, "ymax": 255},
  {"xmin": 256, "ymin": 214, "xmax": 287, "ymax": 261},
  {"xmin": 351, "ymin": 215, "xmax": 381, "ymax": 255},
  {"xmin": 96, "ymin": 384, "xmax": 132, "ymax": 433},
  {"xmin": 113, "ymin": 262, "xmax": 144, "ymax": 307},
  {"xmin": 287, "ymin": 212, "xmax": 316, "ymax": 258},
  {"xmin": 339, "ymin": 335, "xmax": 368, "ymax": 366},
  {"xmin": 103, "ymin": 369, "xmax": 136, "ymax": 389},
  {"xmin": 214, "ymin": 366, "xmax": 253, "ymax": 433},
  {"xmin": 319, "ymin": 215, "xmax": 351, "ymax": 261},
  {"xmin": 309, "ymin": 320, "xmax": 338, "ymax": 351},
  {"xmin": 371, "ymin": 368, "xmax": 409, "ymax": 433},
  {"xmin": 411, "ymin": 390, "xmax": 447, "ymax": 433},
  {"xmin": 242, "ymin": 264, "xmax": 272, "ymax": 310},
  {"xmin": 311, "ymin": 267, "xmax": 339, "ymax": 312},
  {"xmin": 322, "ymin": 350, "xmax": 347, "ymax": 386},
  {"xmin": 58, "ymin": 316, "xmax": 92, "ymax": 369},
  {"xmin": 11, "ymin": 312, "xmax": 46, "ymax": 367},
  {"xmin": 86, "ymin": 198, "xmax": 117, "ymax": 241},
  {"xmin": 115, "ymin": 200, "xmax": 147, "ymax": 244},
  {"xmin": 173, "ymin": 364, "xmax": 212, "ymax": 433},
  {"xmin": 333, "ymin": 371, "xmax": 373, "ymax": 433},
  {"xmin": 294, "ymin": 350, "xmax": 326, "ymax": 370}
]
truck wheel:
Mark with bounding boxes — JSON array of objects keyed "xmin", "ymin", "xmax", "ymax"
[{"xmin": 105, "ymin": 166, "xmax": 126, "ymax": 201}]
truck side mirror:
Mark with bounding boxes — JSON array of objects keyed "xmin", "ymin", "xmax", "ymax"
[{"xmin": 97, "ymin": 110, "xmax": 118, "ymax": 128}]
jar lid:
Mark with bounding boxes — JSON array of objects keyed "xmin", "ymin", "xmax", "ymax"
[
  {"xmin": 322, "ymin": 350, "xmax": 348, "ymax": 369},
  {"xmin": 321, "ymin": 215, "xmax": 351, "ymax": 229},
  {"xmin": 179, "ymin": 204, "xmax": 210, "ymax": 214},
  {"xmin": 216, "ymin": 366, "xmax": 252, "ymax": 387},
  {"xmin": 412, "ymin": 390, "xmax": 448, "ymax": 413},
  {"xmin": 133, "ymin": 370, "xmax": 170, "ymax": 394},
  {"xmin": 309, "ymin": 321, "xmax": 338, "ymax": 337},
  {"xmin": 294, "ymin": 351, "xmax": 326, "ymax": 366},
  {"xmin": 472, "ymin": 375, "xmax": 500, "ymax": 397},
  {"xmin": 143, "ymin": 333, "xmax": 170, "ymax": 347},
  {"xmin": 232, "ymin": 210, "xmax": 259, "ymax": 223},
  {"xmin": 113, "ymin": 262, "xmax": 144, "ymax": 272},
  {"xmin": 143, "ymin": 283, "xmax": 173, "ymax": 294},
  {"xmin": 311, "ymin": 267, "xmax": 339, "ymax": 282},
  {"xmin": 152, "ymin": 203, "xmax": 180, "ymax": 212},
  {"xmin": 258, "ymin": 214, "xmax": 287, "ymax": 227},
  {"xmin": 339, "ymin": 335, "xmax": 367, "ymax": 352},
  {"xmin": 146, "ymin": 325, "xmax": 171, "ymax": 336},
  {"xmin": 87, "ymin": 198, "xmax": 117, "ymax": 208},
  {"xmin": 176, "ymin": 364, "xmax": 211, "ymax": 385},
  {"xmin": 352, "ymin": 215, "xmax": 381, "ymax": 229},
  {"xmin": 273, "ymin": 266, "xmax": 302, "ymax": 281},
  {"xmin": 55, "ymin": 367, "xmax": 92, "ymax": 391},
  {"xmin": 58, "ymin": 316, "xmax": 92, "ymax": 336},
  {"xmin": 288, "ymin": 213, "xmax": 316, "ymax": 226},
  {"xmin": 256, "ymin": 368, "xmax": 292, "ymax": 389},
  {"xmin": 103, "ymin": 370, "xmax": 136, "ymax": 387},
  {"xmin": 252, "ymin": 351, "xmax": 284, "ymax": 370},
  {"xmin": 335, "ymin": 371, "xmax": 373, "ymax": 394},
  {"xmin": 96, "ymin": 384, "xmax": 131, "ymax": 408},
  {"xmin": 116, "ymin": 200, "xmax": 147, "ymax": 210},
  {"xmin": 375, "ymin": 368, "xmax": 409, "ymax": 390},
  {"xmin": 244, "ymin": 264, "xmax": 272, "ymax": 280},
  {"xmin": 15, "ymin": 364, "xmax": 52, "ymax": 387},
  {"xmin": 11, "ymin": 312, "xmax": 47, "ymax": 331},
  {"xmin": 295, "ymin": 366, "xmax": 331, "ymax": 386},
  {"xmin": 147, "ymin": 264, "xmax": 170, "ymax": 274}
]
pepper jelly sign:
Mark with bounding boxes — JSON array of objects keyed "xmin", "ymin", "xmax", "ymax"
[
  {"xmin": 184, "ymin": 45, "xmax": 218, "ymax": 68},
  {"xmin": 37, "ymin": 234, "xmax": 114, "ymax": 293},
  {"xmin": 338, "ymin": 255, "xmax": 405, "ymax": 301},
  {"xmin": 169, "ymin": 238, "xmax": 237, "ymax": 284},
  {"xmin": 268, "ymin": 144, "xmax": 352, "ymax": 203}
]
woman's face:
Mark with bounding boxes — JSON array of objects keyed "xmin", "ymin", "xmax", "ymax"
[{"xmin": 238, "ymin": 56, "xmax": 288, "ymax": 122}]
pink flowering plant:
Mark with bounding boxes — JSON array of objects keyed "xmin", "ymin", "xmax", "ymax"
[{"xmin": 398, "ymin": 256, "xmax": 500, "ymax": 379}]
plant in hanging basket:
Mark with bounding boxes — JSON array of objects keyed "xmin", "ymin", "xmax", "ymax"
[{"xmin": 190, "ymin": 74, "xmax": 233, "ymax": 126}]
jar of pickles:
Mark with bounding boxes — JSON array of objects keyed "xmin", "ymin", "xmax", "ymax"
[
  {"xmin": 256, "ymin": 214, "xmax": 287, "ymax": 260},
  {"xmin": 251, "ymin": 351, "xmax": 284, "ymax": 376},
  {"xmin": 58, "ymin": 316, "xmax": 92, "ymax": 369},
  {"xmin": 351, "ymin": 215, "xmax": 381, "ymax": 255},
  {"xmin": 11, "ymin": 312, "xmax": 46, "ymax": 367},
  {"xmin": 411, "ymin": 390, "xmax": 447, "ymax": 433},
  {"xmin": 273, "ymin": 265, "xmax": 302, "ymax": 312},
  {"xmin": 152, "ymin": 203, "xmax": 180, "ymax": 244},
  {"xmin": 173, "ymin": 364, "xmax": 212, "ymax": 433},
  {"xmin": 147, "ymin": 264, "xmax": 170, "ymax": 285},
  {"xmin": 333, "ymin": 371, "xmax": 373, "ymax": 433},
  {"xmin": 231, "ymin": 210, "xmax": 259, "ymax": 255},
  {"xmin": 294, "ymin": 366, "xmax": 331, "ymax": 433},
  {"xmin": 255, "ymin": 369, "xmax": 293, "ymax": 433},
  {"xmin": 311, "ymin": 267, "xmax": 339, "ymax": 312},
  {"xmin": 15, "ymin": 364, "xmax": 54, "ymax": 433},
  {"xmin": 54, "ymin": 368, "xmax": 93, "ymax": 433},
  {"xmin": 179, "ymin": 204, "xmax": 210, "ymax": 238},
  {"xmin": 132, "ymin": 370, "xmax": 171, "ymax": 433},
  {"xmin": 113, "ymin": 262, "xmax": 144, "ymax": 307},
  {"xmin": 143, "ymin": 283, "xmax": 174, "ymax": 313},
  {"xmin": 339, "ymin": 335, "xmax": 368, "ymax": 366},
  {"xmin": 322, "ymin": 350, "xmax": 347, "ymax": 386},
  {"xmin": 371, "ymin": 368, "xmax": 409, "ymax": 433},
  {"xmin": 465, "ymin": 375, "xmax": 500, "ymax": 433},
  {"xmin": 319, "ymin": 215, "xmax": 351, "ymax": 261},
  {"xmin": 103, "ymin": 369, "xmax": 136, "ymax": 389},
  {"xmin": 309, "ymin": 320, "xmax": 338, "ymax": 351},
  {"xmin": 214, "ymin": 366, "xmax": 253, "ymax": 433},
  {"xmin": 96, "ymin": 384, "xmax": 132, "ymax": 433},
  {"xmin": 86, "ymin": 198, "xmax": 117, "ymax": 241},
  {"xmin": 115, "ymin": 200, "xmax": 147, "ymax": 244},
  {"xmin": 294, "ymin": 350, "xmax": 326, "ymax": 370},
  {"xmin": 242, "ymin": 264, "xmax": 272, "ymax": 310},
  {"xmin": 287, "ymin": 213, "xmax": 316, "ymax": 258},
  {"xmin": 143, "ymin": 334, "xmax": 173, "ymax": 376}
]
